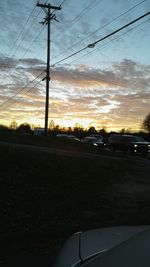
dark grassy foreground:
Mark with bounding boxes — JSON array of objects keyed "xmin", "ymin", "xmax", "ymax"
[
  {"xmin": 0, "ymin": 144, "xmax": 150, "ymax": 262},
  {"xmin": 0, "ymin": 132, "xmax": 97, "ymax": 153}
]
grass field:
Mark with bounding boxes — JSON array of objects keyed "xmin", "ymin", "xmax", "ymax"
[{"xmin": 0, "ymin": 142, "xmax": 150, "ymax": 261}]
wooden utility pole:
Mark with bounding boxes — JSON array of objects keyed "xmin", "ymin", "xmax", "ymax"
[{"xmin": 37, "ymin": 2, "xmax": 61, "ymax": 136}]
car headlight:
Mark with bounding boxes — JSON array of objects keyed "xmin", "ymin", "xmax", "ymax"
[
  {"xmin": 93, "ymin": 143, "xmax": 98, "ymax": 146},
  {"xmin": 134, "ymin": 144, "xmax": 138, "ymax": 148}
]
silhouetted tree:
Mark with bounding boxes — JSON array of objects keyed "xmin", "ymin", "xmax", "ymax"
[
  {"xmin": 99, "ymin": 128, "xmax": 107, "ymax": 136},
  {"xmin": 49, "ymin": 120, "xmax": 55, "ymax": 130},
  {"xmin": 73, "ymin": 125, "xmax": 85, "ymax": 138},
  {"xmin": 17, "ymin": 123, "xmax": 32, "ymax": 134},
  {"xmin": 87, "ymin": 126, "xmax": 97, "ymax": 135},
  {"xmin": 50, "ymin": 124, "xmax": 61, "ymax": 135},
  {"xmin": 126, "ymin": 128, "xmax": 132, "ymax": 134},
  {"xmin": 142, "ymin": 113, "xmax": 150, "ymax": 133},
  {"xmin": 9, "ymin": 120, "xmax": 17, "ymax": 130},
  {"xmin": 0, "ymin": 124, "xmax": 9, "ymax": 132},
  {"xmin": 120, "ymin": 128, "xmax": 126, "ymax": 134},
  {"xmin": 55, "ymin": 125, "xmax": 60, "ymax": 130},
  {"xmin": 67, "ymin": 127, "xmax": 72, "ymax": 133}
]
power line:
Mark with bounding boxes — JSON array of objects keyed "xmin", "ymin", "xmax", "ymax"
[
  {"xmin": 11, "ymin": 9, "xmax": 42, "ymax": 58},
  {"xmin": 89, "ymin": 11, "xmax": 150, "ymax": 47},
  {"xmin": 0, "ymin": 9, "xmax": 44, "ymax": 78},
  {"xmin": 7, "ymin": 4, "xmax": 37, "ymax": 56},
  {"xmin": 59, "ymin": 0, "xmax": 68, "ymax": 6},
  {"xmin": 68, "ymin": 18, "xmax": 150, "ymax": 66},
  {"xmin": 0, "ymin": 7, "xmax": 43, "ymax": 72},
  {"xmin": 51, "ymin": 18, "xmax": 150, "ymax": 93},
  {"xmin": 0, "ymin": 10, "xmax": 48, "ymax": 75},
  {"xmin": 0, "ymin": 4, "xmax": 38, "ymax": 70},
  {"xmin": 78, "ymin": 0, "xmax": 147, "ymax": 46},
  {"xmin": 2, "ymin": 79, "xmax": 43, "ymax": 111},
  {"xmin": 68, "ymin": 0, "xmax": 97, "ymax": 23},
  {"xmin": 52, "ymin": 0, "xmax": 100, "ymax": 46},
  {"xmin": 52, "ymin": 0, "xmax": 146, "ymax": 61},
  {"xmin": 51, "ymin": 47, "xmax": 87, "ymax": 66},
  {"xmin": 22, "ymin": 25, "xmax": 46, "ymax": 58},
  {"xmin": 1, "ymin": 80, "xmax": 42, "ymax": 112},
  {"xmin": 51, "ymin": 11, "xmax": 150, "ymax": 66}
]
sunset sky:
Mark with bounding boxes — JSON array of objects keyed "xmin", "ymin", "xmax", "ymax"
[{"xmin": 0, "ymin": 0, "xmax": 150, "ymax": 131}]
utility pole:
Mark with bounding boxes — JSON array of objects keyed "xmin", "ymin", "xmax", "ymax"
[{"xmin": 37, "ymin": 2, "xmax": 61, "ymax": 136}]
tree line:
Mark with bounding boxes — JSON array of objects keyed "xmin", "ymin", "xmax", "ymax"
[{"xmin": 0, "ymin": 113, "xmax": 150, "ymax": 139}]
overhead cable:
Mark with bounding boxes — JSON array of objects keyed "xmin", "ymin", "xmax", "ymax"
[
  {"xmin": 52, "ymin": 0, "xmax": 100, "ymax": 42},
  {"xmin": 59, "ymin": 0, "xmax": 68, "ymax": 7},
  {"xmin": 7, "ymin": 4, "xmax": 37, "ymax": 56},
  {"xmin": 88, "ymin": 11, "xmax": 150, "ymax": 47},
  {"xmin": 22, "ymin": 25, "xmax": 46, "ymax": 58},
  {"xmin": 11, "ymin": 9, "xmax": 42, "ymax": 58},
  {"xmin": 68, "ymin": 18, "xmax": 150, "ymax": 66},
  {"xmin": 70, "ymin": 0, "xmax": 97, "ymax": 23},
  {"xmin": 52, "ymin": 0, "xmax": 146, "ymax": 60},
  {"xmin": 3, "ymin": 79, "xmax": 43, "ymax": 110},
  {"xmin": 51, "ymin": 11, "xmax": 150, "ymax": 66}
]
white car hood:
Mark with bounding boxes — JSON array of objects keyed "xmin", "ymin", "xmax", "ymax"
[{"xmin": 53, "ymin": 225, "xmax": 150, "ymax": 267}]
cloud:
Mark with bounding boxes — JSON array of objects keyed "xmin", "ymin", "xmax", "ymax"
[
  {"xmin": 50, "ymin": 59, "xmax": 150, "ymax": 129},
  {"xmin": 0, "ymin": 57, "xmax": 150, "ymax": 130},
  {"xmin": 51, "ymin": 59, "xmax": 150, "ymax": 92},
  {"xmin": 0, "ymin": 56, "xmax": 45, "ymax": 71},
  {"xmin": 51, "ymin": 66, "xmax": 119, "ymax": 88},
  {"xmin": 0, "ymin": 55, "xmax": 46, "ymax": 104}
]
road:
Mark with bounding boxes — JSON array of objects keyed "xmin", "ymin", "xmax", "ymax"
[
  {"xmin": 0, "ymin": 141, "xmax": 149, "ymax": 163},
  {"xmin": 0, "ymin": 140, "xmax": 149, "ymax": 266}
]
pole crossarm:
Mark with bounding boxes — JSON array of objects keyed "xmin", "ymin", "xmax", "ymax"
[{"xmin": 37, "ymin": 2, "xmax": 61, "ymax": 10}]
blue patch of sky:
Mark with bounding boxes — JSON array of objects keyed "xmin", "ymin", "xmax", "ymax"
[{"xmin": 0, "ymin": 0, "xmax": 149, "ymax": 66}]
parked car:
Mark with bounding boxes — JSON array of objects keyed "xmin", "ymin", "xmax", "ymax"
[
  {"xmin": 56, "ymin": 134, "xmax": 80, "ymax": 141},
  {"xmin": 81, "ymin": 136, "xmax": 106, "ymax": 149},
  {"xmin": 56, "ymin": 134, "xmax": 69, "ymax": 138},
  {"xmin": 65, "ymin": 135, "xmax": 80, "ymax": 142},
  {"xmin": 90, "ymin": 134, "xmax": 104, "ymax": 140},
  {"xmin": 108, "ymin": 134, "xmax": 150, "ymax": 155},
  {"xmin": 90, "ymin": 134, "xmax": 108, "ymax": 145},
  {"xmin": 53, "ymin": 225, "xmax": 150, "ymax": 267}
]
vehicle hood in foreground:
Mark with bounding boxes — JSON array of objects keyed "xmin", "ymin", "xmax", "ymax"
[{"xmin": 53, "ymin": 225, "xmax": 150, "ymax": 267}]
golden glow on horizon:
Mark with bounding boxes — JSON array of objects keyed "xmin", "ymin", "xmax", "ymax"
[
  {"xmin": 53, "ymin": 117, "xmax": 94, "ymax": 129},
  {"xmin": 1, "ymin": 115, "xmax": 140, "ymax": 132}
]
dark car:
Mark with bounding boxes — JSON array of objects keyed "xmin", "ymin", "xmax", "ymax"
[
  {"xmin": 90, "ymin": 134, "xmax": 104, "ymax": 141},
  {"xmin": 108, "ymin": 134, "xmax": 150, "ymax": 155},
  {"xmin": 81, "ymin": 136, "xmax": 106, "ymax": 149},
  {"xmin": 65, "ymin": 135, "xmax": 80, "ymax": 142},
  {"xmin": 56, "ymin": 134, "xmax": 80, "ymax": 141}
]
